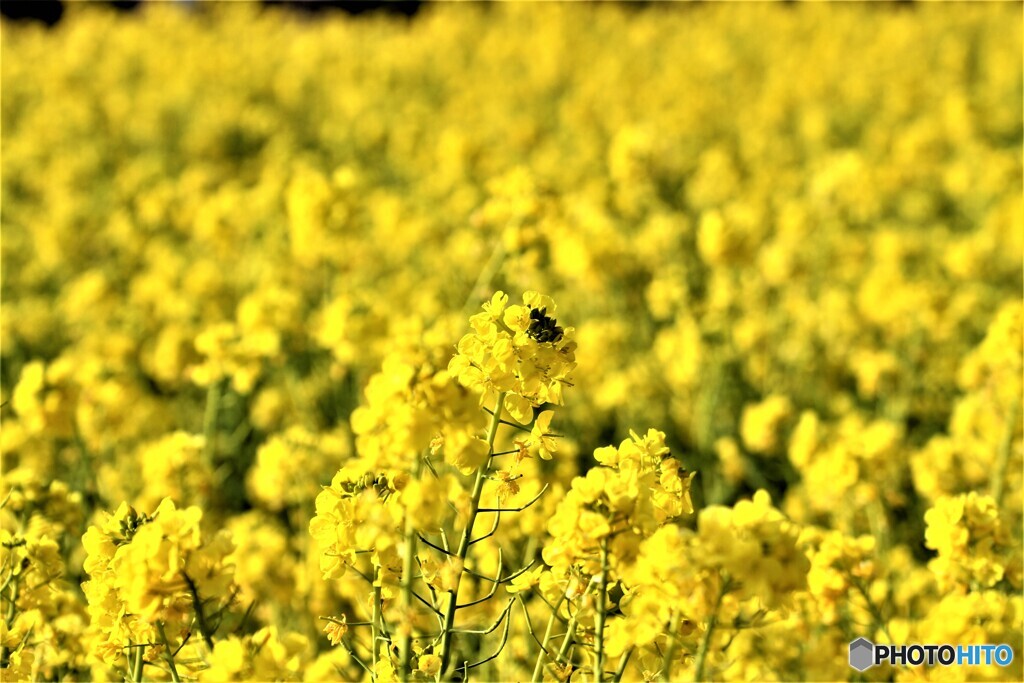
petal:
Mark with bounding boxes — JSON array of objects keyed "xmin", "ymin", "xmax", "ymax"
[{"xmin": 504, "ymin": 393, "xmax": 534, "ymax": 425}]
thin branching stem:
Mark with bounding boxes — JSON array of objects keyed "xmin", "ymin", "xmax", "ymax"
[
  {"xmin": 181, "ymin": 571, "xmax": 214, "ymax": 649},
  {"xmin": 518, "ymin": 595, "xmax": 553, "ymax": 658},
  {"xmin": 552, "ymin": 607, "xmax": 579, "ymax": 674},
  {"xmin": 450, "ymin": 598, "xmax": 514, "ymax": 636},
  {"xmin": 480, "ymin": 407, "xmax": 534, "ymax": 433},
  {"xmin": 319, "ymin": 616, "xmax": 373, "ymax": 627},
  {"xmin": 535, "ymin": 593, "xmax": 570, "ymax": 627},
  {"xmin": 461, "ymin": 239, "xmax": 505, "ymax": 318},
  {"xmin": 532, "ymin": 589, "xmax": 575, "ymax": 682},
  {"xmin": 439, "ymin": 529, "xmax": 451, "ymax": 553},
  {"xmin": 422, "ymin": 454, "xmax": 441, "ymax": 480},
  {"xmin": 992, "ymin": 399, "xmax": 1020, "ymax": 507},
  {"xmin": 400, "ymin": 456, "xmax": 424, "ymax": 682},
  {"xmin": 478, "ymin": 484, "xmax": 549, "ymax": 513},
  {"xmin": 418, "ymin": 534, "xmax": 455, "ymax": 557},
  {"xmin": 852, "ymin": 577, "xmax": 893, "ymax": 643},
  {"xmin": 202, "ymin": 380, "xmax": 223, "ymax": 464},
  {"xmin": 456, "ymin": 551, "xmax": 501, "ymax": 609},
  {"xmin": 372, "ymin": 567, "xmax": 382, "ymax": 671},
  {"xmin": 0, "ymin": 578, "xmax": 19, "ymax": 667},
  {"xmin": 171, "ymin": 631, "xmax": 192, "ymax": 658},
  {"xmin": 691, "ymin": 578, "xmax": 729, "ymax": 682},
  {"xmin": 157, "ymin": 622, "xmax": 181, "ymax": 683},
  {"xmin": 411, "ymin": 590, "xmax": 445, "ymax": 617},
  {"xmin": 463, "ymin": 558, "xmax": 537, "ymax": 585},
  {"xmin": 236, "ymin": 600, "xmax": 257, "ymax": 635},
  {"xmin": 130, "ymin": 642, "xmax": 145, "ymax": 683},
  {"xmin": 463, "ymin": 599, "xmax": 513, "ymax": 672},
  {"xmin": 612, "ymin": 647, "xmax": 634, "ymax": 683},
  {"xmin": 661, "ymin": 611, "xmax": 683, "ymax": 683},
  {"xmin": 338, "ymin": 636, "xmax": 373, "ymax": 677},
  {"xmin": 595, "ymin": 538, "xmax": 609, "ymax": 682},
  {"xmin": 498, "ymin": 419, "xmax": 532, "ymax": 432},
  {"xmin": 348, "ymin": 563, "xmax": 375, "ymax": 585},
  {"xmin": 467, "ymin": 511, "xmax": 501, "ymax": 546},
  {"xmin": 437, "ymin": 392, "xmax": 507, "ymax": 678}
]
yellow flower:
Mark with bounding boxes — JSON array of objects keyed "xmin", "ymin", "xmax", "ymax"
[
  {"xmin": 505, "ymin": 393, "xmax": 534, "ymax": 425},
  {"xmin": 322, "ymin": 616, "xmax": 347, "ymax": 646},
  {"xmin": 374, "ymin": 645, "xmax": 398, "ymax": 683},
  {"xmin": 506, "ymin": 565, "xmax": 544, "ymax": 594},
  {"xmin": 482, "ymin": 291, "xmax": 509, "ymax": 320},
  {"xmin": 527, "ymin": 410, "xmax": 558, "ymax": 460},
  {"xmin": 740, "ymin": 395, "xmax": 794, "ymax": 455},
  {"xmin": 418, "ymin": 653, "xmax": 442, "ymax": 676},
  {"xmin": 420, "ymin": 556, "xmax": 464, "ymax": 594}
]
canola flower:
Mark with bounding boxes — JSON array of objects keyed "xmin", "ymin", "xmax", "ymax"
[{"xmin": 1, "ymin": 1, "xmax": 1022, "ymax": 681}]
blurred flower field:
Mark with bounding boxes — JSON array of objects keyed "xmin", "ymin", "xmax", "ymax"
[{"xmin": 1, "ymin": 2, "xmax": 1021, "ymax": 681}]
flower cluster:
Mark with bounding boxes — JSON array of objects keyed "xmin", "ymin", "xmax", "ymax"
[
  {"xmin": 0, "ymin": 528, "xmax": 77, "ymax": 678},
  {"xmin": 925, "ymin": 493, "xmax": 1022, "ymax": 592},
  {"xmin": 803, "ymin": 530, "xmax": 880, "ymax": 625},
  {"xmin": 81, "ymin": 499, "xmax": 235, "ymax": 674},
  {"xmin": 593, "ymin": 490, "xmax": 809, "ymax": 682},
  {"xmin": 0, "ymin": 1, "xmax": 1020, "ymax": 680},
  {"xmin": 200, "ymin": 627, "xmax": 312, "ymax": 682},
  {"xmin": 545, "ymin": 429, "xmax": 693, "ymax": 575},
  {"xmin": 0, "ymin": 477, "xmax": 88, "ymax": 680},
  {"xmin": 450, "ymin": 291, "xmax": 577, "ymax": 423}
]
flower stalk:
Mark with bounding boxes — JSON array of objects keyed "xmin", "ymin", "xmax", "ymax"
[
  {"xmin": 553, "ymin": 607, "xmax": 579, "ymax": 670},
  {"xmin": 660, "ymin": 611, "xmax": 683, "ymax": 683},
  {"xmin": 691, "ymin": 578, "xmax": 729, "ymax": 683},
  {"xmin": 399, "ymin": 456, "xmax": 424, "ymax": 682},
  {"xmin": 130, "ymin": 642, "xmax": 145, "ymax": 683},
  {"xmin": 1, "ymin": 579, "xmax": 20, "ymax": 668},
  {"xmin": 157, "ymin": 622, "xmax": 181, "ymax": 683},
  {"xmin": 372, "ymin": 569, "xmax": 383, "ymax": 673},
  {"xmin": 992, "ymin": 399, "xmax": 1019, "ymax": 507},
  {"xmin": 202, "ymin": 379, "xmax": 224, "ymax": 464},
  {"xmin": 437, "ymin": 391, "xmax": 507, "ymax": 678},
  {"xmin": 595, "ymin": 538, "xmax": 609, "ymax": 682},
  {"xmin": 531, "ymin": 594, "xmax": 567, "ymax": 683}
]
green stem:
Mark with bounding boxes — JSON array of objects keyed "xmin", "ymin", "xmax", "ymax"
[
  {"xmin": 531, "ymin": 594, "xmax": 567, "ymax": 683},
  {"xmin": 0, "ymin": 579, "xmax": 19, "ymax": 667},
  {"xmin": 852, "ymin": 578, "xmax": 893, "ymax": 643},
  {"xmin": 613, "ymin": 647, "xmax": 634, "ymax": 683},
  {"xmin": 992, "ymin": 399, "xmax": 1020, "ymax": 508},
  {"xmin": 399, "ymin": 457, "xmax": 425, "ymax": 682},
  {"xmin": 157, "ymin": 622, "xmax": 181, "ymax": 683},
  {"xmin": 73, "ymin": 425, "xmax": 97, "ymax": 501},
  {"xmin": 202, "ymin": 380, "xmax": 223, "ymax": 464},
  {"xmin": 461, "ymin": 239, "xmax": 506, "ymax": 318},
  {"xmin": 372, "ymin": 568, "xmax": 383, "ymax": 674},
  {"xmin": 437, "ymin": 392, "xmax": 507, "ymax": 678},
  {"xmin": 595, "ymin": 538, "xmax": 609, "ymax": 683},
  {"xmin": 660, "ymin": 611, "xmax": 683, "ymax": 682},
  {"xmin": 131, "ymin": 642, "xmax": 146, "ymax": 682},
  {"xmin": 5, "ymin": 583, "xmax": 17, "ymax": 625},
  {"xmin": 867, "ymin": 499, "xmax": 890, "ymax": 553},
  {"xmin": 692, "ymin": 578, "xmax": 728, "ymax": 683},
  {"xmin": 181, "ymin": 571, "xmax": 214, "ymax": 649},
  {"xmin": 553, "ymin": 609, "xmax": 579, "ymax": 666}
]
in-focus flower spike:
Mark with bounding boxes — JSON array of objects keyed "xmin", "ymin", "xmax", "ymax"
[{"xmin": 449, "ymin": 290, "xmax": 576, "ymax": 416}]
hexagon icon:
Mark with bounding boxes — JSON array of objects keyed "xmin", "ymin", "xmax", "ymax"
[{"xmin": 849, "ymin": 637, "xmax": 875, "ymax": 672}]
